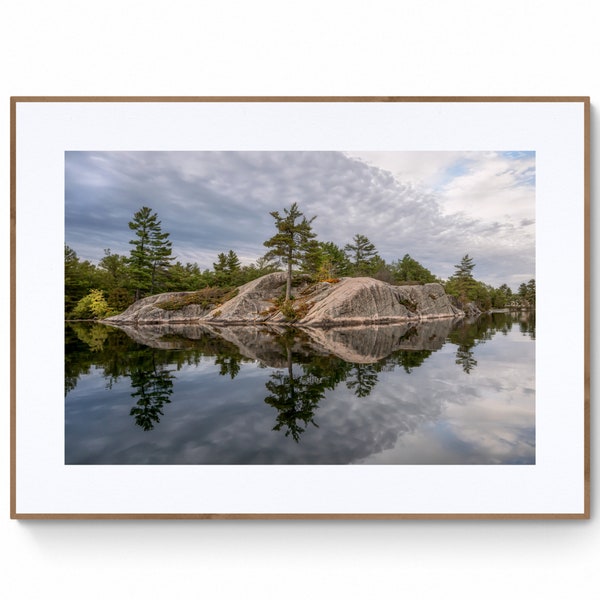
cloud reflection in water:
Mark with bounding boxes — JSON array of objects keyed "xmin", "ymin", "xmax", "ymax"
[{"xmin": 65, "ymin": 313, "xmax": 535, "ymax": 465}]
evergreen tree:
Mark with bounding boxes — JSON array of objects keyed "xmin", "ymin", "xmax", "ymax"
[
  {"xmin": 65, "ymin": 245, "xmax": 102, "ymax": 315},
  {"xmin": 226, "ymin": 249, "xmax": 242, "ymax": 284},
  {"xmin": 525, "ymin": 279, "xmax": 536, "ymax": 307},
  {"xmin": 455, "ymin": 254, "xmax": 475, "ymax": 279},
  {"xmin": 391, "ymin": 254, "xmax": 437, "ymax": 284},
  {"xmin": 319, "ymin": 241, "xmax": 351, "ymax": 278},
  {"xmin": 518, "ymin": 279, "xmax": 536, "ymax": 307},
  {"xmin": 344, "ymin": 234, "xmax": 379, "ymax": 275},
  {"xmin": 127, "ymin": 206, "xmax": 173, "ymax": 299},
  {"xmin": 98, "ymin": 249, "xmax": 131, "ymax": 292},
  {"xmin": 213, "ymin": 252, "xmax": 229, "ymax": 286},
  {"xmin": 300, "ymin": 240, "xmax": 351, "ymax": 280},
  {"xmin": 445, "ymin": 254, "xmax": 477, "ymax": 303},
  {"xmin": 300, "ymin": 240, "xmax": 325, "ymax": 277},
  {"xmin": 263, "ymin": 202, "xmax": 316, "ymax": 301},
  {"xmin": 167, "ymin": 261, "xmax": 204, "ymax": 291},
  {"xmin": 213, "ymin": 249, "xmax": 242, "ymax": 287},
  {"xmin": 491, "ymin": 283, "xmax": 513, "ymax": 308}
]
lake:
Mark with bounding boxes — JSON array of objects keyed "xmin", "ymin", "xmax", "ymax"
[{"xmin": 65, "ymin": 312, "xmax": 535, "ymax": 465}]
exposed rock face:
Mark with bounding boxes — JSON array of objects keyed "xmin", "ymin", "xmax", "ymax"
[
  {"xmin": 203, "ymin": 272, "xmax": 311, "ymax": 323},
  {"xmin": 293, "ymin": 277, "xmax": 460, "ymax": 325},
  {"xmin": 104, "ymin": 291, "xmax": 213, "ymax": 324},
  {"xmin": 104, "ymin": 272, "xmax": 464, "ymax": 326}
]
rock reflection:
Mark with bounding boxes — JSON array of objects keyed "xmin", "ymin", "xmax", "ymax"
[
  {"xmin": 104, "ymin": 319, "xmax": 458, "ymax": 366},
  {"xmin": 64, "ymin": 311, "xmax": 535, "ymax": 462}
]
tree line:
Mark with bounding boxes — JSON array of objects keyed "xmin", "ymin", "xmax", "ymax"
[{"xmin": 65, "ymin": 203, "xmax": 536, "ymax": 319}]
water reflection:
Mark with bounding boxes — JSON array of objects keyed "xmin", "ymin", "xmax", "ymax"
[
  {"xmin": 65, "ymin": 311, "xmax": 535, "ymax": 464},
  {"xmin": 264, "ymin": 345, "xmax": 323, "ymax": 442},
  {"xmin": 129, "ymin": 355, "xmax": 175, "ymax": 431}
]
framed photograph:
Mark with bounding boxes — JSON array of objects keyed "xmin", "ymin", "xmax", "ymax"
[{"xmin": 10, "ymin": 97, "xmax": 589, "ymax": 519}]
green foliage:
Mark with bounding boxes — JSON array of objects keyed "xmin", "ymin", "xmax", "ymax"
[
  {"xmin": 127, "ymin": 206, "xmax": 173, "ymax": 299},
  {"xmin": 390, "ymin": 254, "xmax": 437, "ymax": 284},
  {"xmin": 213, "ymin": 249, "xmax": 242, "ymax": 286},
  {"xmin": 445, "ymin": 254, "xmax": 478, "ymax": 303},
  {"xmin": 518, "ymin": 279, "xmax": 536, "ymax": 307},
  {"xmin": 490, "ymin": 283, "xmax": 513, "ymax": 308},
  {"xmin": 470, "ymin": 281, "xmax": 493, "ymax": 311},
  {"xmin": 344, "ymin": 233, "xmax": 380, "ymax": 276},
  {"xmin": 278, "ymin": 299, "xmax": 297, "ymax": 321},
  {"xmin": 106, "ymin": 287, "xmax": 134, "ymax": 312},
  {"xmin": 65, "ymin": 246, "xmax": 104, "ymax": 314},
  {"xmin": 373, "ymin": 259, "xmax": 397, "ymax": 283},
  {"xmin": 70, "ymin": 289, "xmax": 112, "ymax": 320},
  {"xmin": 98, "ymin": 249, "xmax": 130, "ymax": 291},
  {"xmin": 264, "ymin": 202, "xmax": 316, "ymax": 301},
  {"xmin": 319, "ymin": 241, "xmax": 352, "ymax": 278},
  {"xmin": 167, "ymin": 261, "xmax": 206, "ymax": 291},
  {"xmin": 300, "ymin": 240, "xmax": 351, "ymax": 281},
  {"xmin": 300, "ymin": 240, "xmax": 324, "ymax": 277},
  {"xmin": 454, "ymin": 254, "xmax": 475, "ymax": 278}
]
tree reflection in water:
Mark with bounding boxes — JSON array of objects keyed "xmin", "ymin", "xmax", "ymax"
[
  {"xmin": 129, "ymin": 355, "xmax": 175, "ymax": 431},
  {"xmin": 264, "ymin": 346, "xmax": 324, "ymax": 442},
  {"xmin": 263, "ymin": 330, "xmax": 339, "ymax": 442},
  {"xmin": 455, "ymin": 347, "xmax": 477, "ymax": 374},
  {"xmin": 65, "ymin": 310, "xmax": 535, "ymax": 439},
  {"xmin": 345, "ymin": 364, "xmax": 380, "ymax": 398}
]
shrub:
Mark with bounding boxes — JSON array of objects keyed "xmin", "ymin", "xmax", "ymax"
[
  {"xmin": 70, "ymin": 289, "xmax": 111, "ymax": 320},
  {"xmin": 278, "ymin": 299, "xmax": 297, "ymax": 321}
]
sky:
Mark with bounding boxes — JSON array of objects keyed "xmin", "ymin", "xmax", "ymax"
[{"xmin": 65, "ymin": 150, "xmax": 535, "ymax": 289}]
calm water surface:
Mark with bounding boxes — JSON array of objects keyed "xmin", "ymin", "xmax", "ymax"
[{"xmin": 65, "ymin": 312, "xmax": 535, "ymax": 465}]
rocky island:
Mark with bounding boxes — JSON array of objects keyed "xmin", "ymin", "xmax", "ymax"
[{"xmin": 103, "ymin": 272, "xmax": 471, "ymax": 327}]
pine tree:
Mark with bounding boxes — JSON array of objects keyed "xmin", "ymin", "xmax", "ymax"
[
  {"xmin": 454, "ymin": 254, "xmax": 475, "ymax": 279},
  {"xmin": 226, "ymin": 249, "xmax": 241, "ymax": 284},
  {"xmin": 518, "ymin": 279, "xmax": 536, "ymax": 307},
  {"xmin": 446, "ymin": 254, "xmax": 477, "ymax": 303},
  {"xmin": 213, "ymin": 252, "xmax": 229, "ymax": 286},
  {"xmin": 391, "ymin": 254, "xmax": 437, "ymax": 284},
  {"xmin": 344, "ymin": 234, "xmax": 379, "ymax": 275},
  {"xmin": 319, "ymin": 241, "xmax": 351, "ymax": 278},
  {"xmin": 213, "ymin": 249, "xmax": 242, "ymax": 287},
  {"xmin": 263, "ymin": 202, "xmax": 316, "ymax": 301},
  {"xmin": 127, "ymin": 206, "xmax": 173, "ymax": 299}
]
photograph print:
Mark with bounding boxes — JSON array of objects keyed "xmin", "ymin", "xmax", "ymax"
[{"xmin": 64, "ymin": 150, "xmax": 536, "ymax": 466}]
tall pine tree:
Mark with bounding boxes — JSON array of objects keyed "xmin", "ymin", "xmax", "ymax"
[
  {"xmin": 127, "ymin": 206, "xmax": 173, "ymax": 299},
  {"xmin": 263, "ymin": 202, "xmax": 316, "ymax": 301},
  {"xmin": 446, "ymin": 254, "xmax": 477, "ymax": 303}
]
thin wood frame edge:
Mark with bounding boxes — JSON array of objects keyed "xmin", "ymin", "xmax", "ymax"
[{"xmin": 10, "ymin": 96, "xmax": 590, "ymax": 520}]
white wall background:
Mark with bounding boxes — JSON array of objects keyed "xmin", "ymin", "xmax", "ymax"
[{"xmin": 0, "ymin": 2, "xmax": 597, "ymax": 598}]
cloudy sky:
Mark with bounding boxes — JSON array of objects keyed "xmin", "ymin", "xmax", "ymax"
[{"xmin": 65, "ymin": 150, "xmax": 535, "ymax": 288}]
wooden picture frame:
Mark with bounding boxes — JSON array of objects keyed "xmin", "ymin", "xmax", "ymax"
[{"xmin": 10, "ymin": 97, "xmax": 590, "ymax": 519}]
